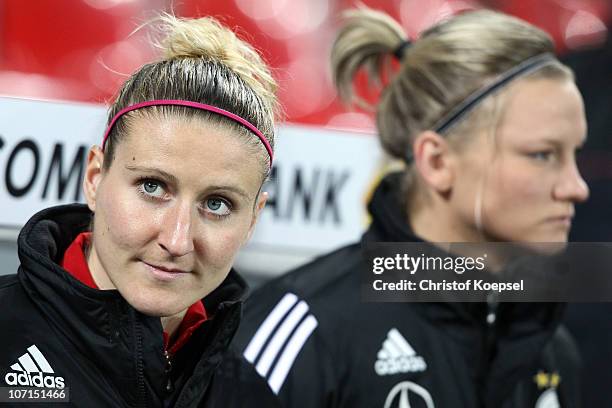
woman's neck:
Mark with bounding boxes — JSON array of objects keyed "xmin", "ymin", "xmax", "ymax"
[
  {"xmin": 161, "ymin": 310, "xmax": 188, "ymax": 339},
  {"xmin": 409, "ymin": 199, "xmax": 508, "ymax": 272},
  {"xmin": 86, "ymin": 244, "xmax": 117, "ymax": 290},
  {"xmin": 410, "ymin": 199, "xmax": 483, "ymax": 244}
]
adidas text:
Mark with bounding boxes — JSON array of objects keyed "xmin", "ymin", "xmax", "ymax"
[
  {"xmin": 375, "ymin": 355, "xmax": 427, "ymax": 376},
  {"xmin": 4, "ymin": 372, "xmax": 65, "ymax": 389}
]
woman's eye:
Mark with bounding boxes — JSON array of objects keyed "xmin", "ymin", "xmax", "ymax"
[
  {"xmin": 529, "ymin": 151, "xmax": 554, "ymax": 162},
  {"xmin": 205, "ymin": 198, "xmax": 231, "ymax": 216},
  {"xmin": 140, "ymin": 180, "xmax": 165, "ymax": 198}
]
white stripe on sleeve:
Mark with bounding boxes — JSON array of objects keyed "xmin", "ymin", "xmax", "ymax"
[
  {"xmin": 244, "ymin": 293, "xmax": 299, "ymax": 363},
  {"xmin": 267, "ymin": 315, "xmax": 318, "ymax": 394},
  {"xmin": 255, "ymin": 301, "xmax": 309, "ymax": 377}
]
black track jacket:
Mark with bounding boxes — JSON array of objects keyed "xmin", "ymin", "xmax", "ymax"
[
  {"xmin": 0, "ymin": 204, "xmax": 280, "ymax": 407},
  {"xmin": 233, "ymin": 173, "xmax": 581, "ymax": 408}
]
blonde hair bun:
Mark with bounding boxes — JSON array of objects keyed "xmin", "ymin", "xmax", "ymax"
[{"xmin": 156, "ymin": 14, "xmax": 277, "ymax": 107}]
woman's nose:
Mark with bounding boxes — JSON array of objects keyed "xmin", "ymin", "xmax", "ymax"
[
  {"xmin": 553, "ymin": 161, "xmax": 589, "ymax": 203},
  {"xmin": 157, "ymin": 202, "xmax": 195, "ymax": 257}
]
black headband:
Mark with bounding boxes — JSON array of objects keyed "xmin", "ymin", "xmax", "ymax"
[
  {"xmin": 405, "ymin": 52, "xmax": 557, "ymax": 163},
  {"xmin": 393, "ymin": 40, "xmax": 412, "ymax": 60}
]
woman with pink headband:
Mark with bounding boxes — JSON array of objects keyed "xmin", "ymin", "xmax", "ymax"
[{"xmin": 0, "ymin": 15, "xmax": 280, "ymax": 407}]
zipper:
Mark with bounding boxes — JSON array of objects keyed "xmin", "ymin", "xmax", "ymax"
[
  {"xmin": 479, "ymin": 292, "xmax": 499, "ymax": 407},
  {"xmin": 135, "ymin": 322, "xmax": 147, "ymax": 408},
  {"xmin": 164, "ymin": 349, "xmax": 174, "ymax": 393},
  {"xmin": 486, "ymin": 292, "xmax": 498, "ymax": 327}
]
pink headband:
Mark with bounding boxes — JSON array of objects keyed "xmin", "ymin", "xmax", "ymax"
[{"xmin": 101, "ymin": 99, "xmax": 273, "ymax": 168}]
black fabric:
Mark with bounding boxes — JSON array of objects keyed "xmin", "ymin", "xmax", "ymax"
[
  {"xmin": 562, "ymin": 37, "xmax": 612, "ymax": 408},
  {"xmin": 0, "ymin": 204, "xmax": 280, "ymax": 407},
  {"xmin": 234, "ymin": 172, "xmax": 581, "ymax": 408}
]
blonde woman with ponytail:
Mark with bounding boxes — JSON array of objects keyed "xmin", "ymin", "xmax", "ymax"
[
  {"xmin": 234, "ymin": 7, "xmax": 587, "ymax": 408},
  {"xmin": 0, "ymin": 15, "xmax": 281, "ymax": 407}
]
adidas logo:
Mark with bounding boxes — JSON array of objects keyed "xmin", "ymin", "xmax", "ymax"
[
  {"xmin": 375, "ymin": 328, "xmax": 427, "ymax": 376},
  {"xmin": 4, "ymin": 345, "xmax": 65, "ymax": 389}
]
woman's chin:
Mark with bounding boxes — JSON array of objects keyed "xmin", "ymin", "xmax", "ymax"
[{"xmin": 120, "ymin": 289, "xmax": 191, "ymax": 317}]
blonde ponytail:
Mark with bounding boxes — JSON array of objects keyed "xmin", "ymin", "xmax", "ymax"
[{"xmin": 331, "ymin": 7, "xmax": 407, "ymax": 107}]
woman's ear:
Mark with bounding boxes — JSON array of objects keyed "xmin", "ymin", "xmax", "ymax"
[
  {"xmin": 82, "ymin": 146, "xmax": 105, "ymax": 212},
  {"xmin": 412, "ymin": 130, "xmax": 454, "ymax": 194}
]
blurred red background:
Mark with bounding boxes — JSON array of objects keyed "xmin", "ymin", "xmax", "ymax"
[{"xmin": 0, "ymin": 0, "xmax": 609, "ymax": 130}]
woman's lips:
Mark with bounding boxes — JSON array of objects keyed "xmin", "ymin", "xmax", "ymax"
[
  {"xmin": 547, "ymin": 215, "xmax": 573, "ymax": 228},
  {"xmin": 141, "ymin": 261, "xmax": 190, "ymax": 281}
]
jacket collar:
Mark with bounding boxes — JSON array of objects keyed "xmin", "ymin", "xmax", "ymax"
[
  {"xmin": 364, "ymin": 172, "xmax": 414, "ymax": 243},
  {"xmin": 362, "ymin": 172, "xmax": 489, "ymax": 322},
  {"xmin": 16, "ymin": 204, "xmax": 247, "ymax": 405}
]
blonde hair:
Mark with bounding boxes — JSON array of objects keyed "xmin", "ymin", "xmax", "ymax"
[
  {"xmin": 332, "ymin": 8, "xmax": 573, "ymax": 196},
  {"xmin": 104, "ymin": 14, "xmax": 278, "ymax": 177}
]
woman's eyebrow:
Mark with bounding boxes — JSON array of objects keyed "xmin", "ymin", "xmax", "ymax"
[
  {"xmin": 205, "ymin": 185, "xmax": 252, "ymax": 201},
  {"xmin": 125, "ymin": 165, "xmax": 179, "ymax": 185},
  {"xmin": 534, "ymin": 134, "xmax": 587, "ymax": 148}
]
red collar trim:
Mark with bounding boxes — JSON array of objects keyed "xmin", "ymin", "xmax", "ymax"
[
  {"xmin": 61, "ymin": 232, "xmax": 208, "ymax": 354},
  {"xmin": 163, "ymin": 301, "xmax": 207, "ymax": 355},
  {"xmin": 61, "ymin": 232, "xmax": 97, "ymax": 289}
]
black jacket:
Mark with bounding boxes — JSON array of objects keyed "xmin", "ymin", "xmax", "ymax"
[
  {"xmin": 233, "ymin": 173, "xmax": 582, "ymax": 408},
  {"xmin": 0, "ymin": 204, "xmax": 280, "ymax": 407}
]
